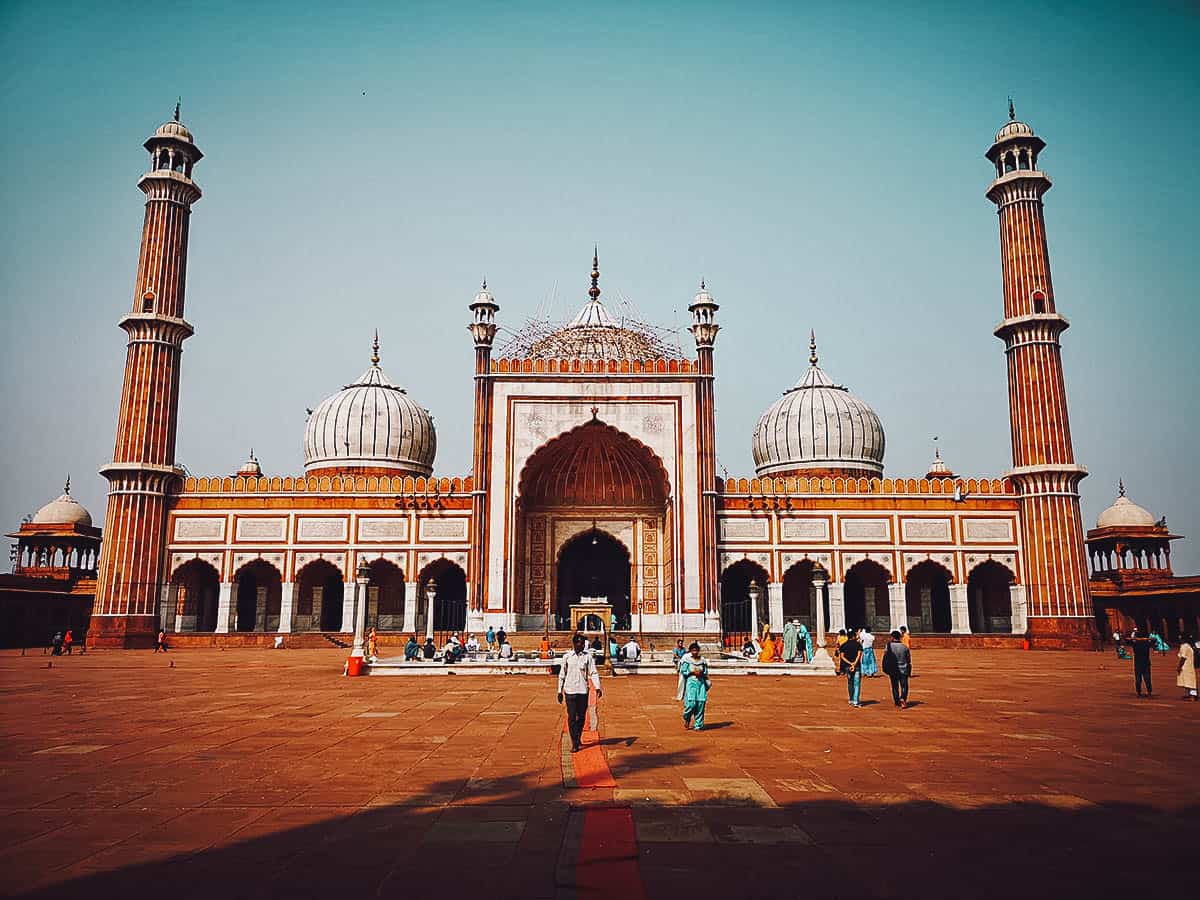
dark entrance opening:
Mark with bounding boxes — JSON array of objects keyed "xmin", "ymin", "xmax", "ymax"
[
  {"xmin": 720, "ymin": 560, "xmax": 768, "ymax": 650},
  {"xmin": 557, "ymin": 530, "xmax": 631, "ymax": 631},
  {"xmin": 423, "ymin": 559, "xmax": 467, "ymax": 647},
  {"xmin": 845, "ymin": 560, "xmax": 889, "ymax": 632},
  {"xmin": 234, "ymin": 560, "xmax": 281, "ymax": 633}
]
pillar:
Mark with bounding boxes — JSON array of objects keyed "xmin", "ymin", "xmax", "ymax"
[
  {"xmin": 1010, "ymin": 584, "xmax": 1028, "ymax": 634},
  {"xmin": 767, "ymin": 582, "xmax": 784, "ymax": 632},
  {"xmin": 215, "ymin": 581, "xmax": 233, "ymax": 633},
  {"xmin": 278, "ymin": 582, "xmax": 294, "ymax": 633},
  {"xmin": 403, "ymin": 580, "xmax": 418, "ymax": 635},
  {"xmin": 425, "ymin": 589, "xmax": 436, "ymax": 639},
  {"xmin": 161, "ymin": 584, "xmax": 178, "ymax": 632},
  {"xmin": 341, "ymin": 581, "xmax": 356, "ymax": 633},
  {"xmin": 748, "ymin": 589, "xmax": 760, "ymax": 639},
  {"xmin": 828, "ymin": 582, "xmax": 846, "ymax": 632},
  {"xmin": 888, "ymin": 582, "xmax": 907, "ymax": 632},
  {"xmin": 950, "ymin": 583, "xmax": 971, "ymax": 634},
  {"xmin": 255, "ymin": 589, "xmax": 267, "ymax": 632}
]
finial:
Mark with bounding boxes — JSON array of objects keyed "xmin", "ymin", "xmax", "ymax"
[
  {"xmin": 64, "ymin": 474, "xmax": 71, "ymax": 495},
  {"xmin": 809, "ymin": 330, "xmax": 818, "ymax": 367},
  {"xmin": 588, "ymin": 247, "xmax": 601, "ymax": 302},
  {"xmin": 481, "ymin": 277, "xmax": 487, "ymax": 290},
  {"xmin": 250, "ymin": 448, "xmax": 256, "ymax": 461},
  {"xmin": 371, "ymin": 330, "xmax": 380, "ymax": 366},
  {"xmin": 933, "ymin": 435, "xmax": 940, "ymax": 460},
  {"xmin": 1008, "ymin": 96, "xmax": 1015, "ymax": 121},
  {"xmin": 700, "ymin": 277, "xmax": 706, "ymax": 291},
  {"xmin": 174, "ymin": 98, "xmax": 181, "ymax": 122},
  {"xmin": 1118, "ymin": 478, "xmax": 1126, "ymax": 497},
  {"xmin": 590, "ymin": 405, "xmax": 599, "ymax": 420}
]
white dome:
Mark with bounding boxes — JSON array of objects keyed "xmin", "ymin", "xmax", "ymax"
[
  {"xmin": 154, "ymin": 119, "xmax": 195, "ymax": 143},
  {"xmin": 995, "ymin": 119, "xmax": 1034, "ymax": 142},
  {"xmin": 303, "ymin": 348, "xmax": 435, "ymax": 476},
  {"xmin": 1097, "ymin": 483, "xmax": 1156, "ymax": 528},
  {"xmin": 32, "ymin": 479, "xmax": 92, "ymax": 527},
  {"xmin": 752, "ymin": 338, "xmax": 885, "ymax": 478}
]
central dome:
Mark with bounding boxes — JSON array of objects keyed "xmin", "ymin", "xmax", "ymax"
[
  {"xmin": 752, "ymin": 335, "xmax": 885, "ymax": 478},
  {"xmin": 303, "ymin": 338, "xmax": 436, "ymax": 477}
]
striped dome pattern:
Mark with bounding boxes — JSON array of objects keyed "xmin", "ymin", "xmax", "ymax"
[
  {"xmin": 751, "ymin": 343, "xmax": 885, "ymax": 478},
  {"xmin": 304, "ymin": 362, "xmax": 436, "ymax": 476}
]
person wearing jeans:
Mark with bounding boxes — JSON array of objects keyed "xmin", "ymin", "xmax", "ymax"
[
  {"xmin": 837, "ymin": 631, "xmax": 863, "ymax": 708},
  {"xmin": 882, "ymin": 630, "xmax": 912, "ymax": 708}
]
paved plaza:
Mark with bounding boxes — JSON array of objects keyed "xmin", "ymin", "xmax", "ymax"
[{"xmin": 1, "ymin": 647, "xmax": 1196, "ymax": 899}]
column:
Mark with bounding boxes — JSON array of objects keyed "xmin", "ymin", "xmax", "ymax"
[
  {"xmin": 403, "ymin": 580, "xmax": 418, "ymax": 635},
  {"xmin": 342, "ymin": 581, "xmax": 356, "ymax": 633},
  {"xmin": 748, "ymin": 589, "xmax": 759, "ymax": 639},
  {"xmin": 255, "ymin": 589, "xmax": 267, "ymax": 631},
  {"xmin": 828, "ymin": 582, "xmax": 846, "ymax": 632},
  {"xmin": 949, "ymin": 583, "xmax": 971, "ymax": 634},
  {"xmin": 1009, "ymin": 584, "xmax": 1028, "ymax": 634},
  {"xmin": 811, "ymin": 578, "xmax": 833, "ymax": 667},
  {"xmin": 888, "ymin": 583, "xmax": 907, "ymax": 632},
  {"xmin": 351, "ymin": 580, "xmax": 368, "ymax": 657},
  {"xmin": 215, "ymin": 581, "xmax": 233, "ymax": 633},
  {"xmin": 278, "ymin": 582, "xmax": 294, "ymax": 633},
  {"xmin": 466, "ymin": 580, "xmax": 484, "ymax": 631},
  {"xmin": 160, "ymin": 584, "xmax": 178, "ymax": 632},
  {"xmin": 767, "ymin": 582, "xmax": 784, "ymax": 632},
  {"xmin": 425, "ymin": 589, "xmax": 436, "ymax": 639}
]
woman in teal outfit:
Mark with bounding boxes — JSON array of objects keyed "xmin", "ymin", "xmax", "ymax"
[
  {"xmin": 798, "ymin": 622, "xmax": 813, "ymax": 663},
  {"xmin": 680, "ymin": 642, "xmax": 710, "ymax": 731}
]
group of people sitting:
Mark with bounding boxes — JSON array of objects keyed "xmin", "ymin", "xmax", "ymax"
[
  {"xmin": 740, "ymin": 620, "xmax": 815, "ymax": 663},
  {"xmin": 395, "ymin": 631, "xmax": 515, "ymax": 663}
]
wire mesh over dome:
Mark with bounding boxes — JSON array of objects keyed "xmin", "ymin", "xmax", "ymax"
[
  {"xmin": 752, "ymin": 336, "xmax": 885, "ymax": 478},
  {"xmin": 303, "ymin": 340, "xmax": 435, "ymax": 477}
]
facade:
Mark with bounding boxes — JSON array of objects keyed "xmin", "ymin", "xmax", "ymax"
[
  {"xmin": 83, "ymin": 106, "xmax": 1101, "ymax": 648},
  {"xmin": 0, "ymin": 480, "xmax": 100, "ymax": 647},
  {"xmin": 1087, "ymin": 483, "xmax": 1200, "ymax": 641}
]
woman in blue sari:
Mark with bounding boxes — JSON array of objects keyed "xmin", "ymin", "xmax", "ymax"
[
  {"xmin": 797, "ymin": 622, "xmax": 812, "ymax": 663},
  {"xmin": 1150, "ymin": 630, "xmax": 1169, "ymax": 654},
  {"xmin": 859, "ymin": 628, "xmax": 879, "ymax": 677},
  {"xmin": 680, "ymin": 642, "xmax": 710, "ymax": 731}
]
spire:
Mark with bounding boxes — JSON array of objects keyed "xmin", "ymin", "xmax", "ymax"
[
  {"xmin": 174, "ymin": 98, "xmax": 181, "ymax": 122},
  {"xmin": 809, "ymin": 331, "xmax": 819, "ymax": 367},
  {"xmin": 588, "ymin": 247, "xmax": 601, "ymax": 302},
  {"xmin": 371, "ymin": 330, "xmax": 380, "ymax": 366},
  {"xmin": 700, "ymin": 277, "xmax": 706, "ymax": 291},
  {"xmin": 1008, "ymin": 96, "xmax": 1015, "ymax": 121},
  {"xmin": 1118, "ymin": 478, "xmax": 1126, "ymax": 498},
  {"xmin": 64, "ymin": 474, "xmax": 71, "ymax": 496},
  {"xmin": 481, "ymin": 277, "xmax": 487, "ymax": 290},
  {"xmin": 933, "ymin": 435, "xmax": 941, "ymax": 461}
]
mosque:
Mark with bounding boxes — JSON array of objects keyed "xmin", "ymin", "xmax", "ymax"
[{"xmin": 13, "ymin": 105, "xmax": 1196, "ymax": 651}]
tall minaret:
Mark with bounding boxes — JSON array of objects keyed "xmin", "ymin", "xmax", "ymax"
[
  {"xmin": 689, "ymin": 280, "xmax": 720, "ymax": 620},
  {"xmin": 467, "ymin": 279, "xmax": 499, "ymax": 631},
  {"xmin": 91, "ymin": 108, "xmax": 202, "ymax": 648},
  {"xmin": 986, "ymin": 104, "xmax": 1092, "ymax": 646}
]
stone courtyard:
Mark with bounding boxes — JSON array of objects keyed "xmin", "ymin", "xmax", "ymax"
[{"xmin": 1, "ymin": 647, "xmax": 1196, "ymax": 899}]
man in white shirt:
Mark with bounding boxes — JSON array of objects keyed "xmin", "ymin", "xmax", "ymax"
[
  {"xmin": 623, "ymin": 637, "xmax": 641, "ymax": 662},
  {"xmin": 557, "ymin": 632, "xmax": 602, "ymax": 752}
]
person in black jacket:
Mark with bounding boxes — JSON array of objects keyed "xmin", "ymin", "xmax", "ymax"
[{"xmin": 881, "ymin": 630, "xmax": 912, "ymax": 708}]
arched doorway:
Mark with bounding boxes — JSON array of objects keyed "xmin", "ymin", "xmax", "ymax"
[
  {"xmin": 367, "ymin": 559, "xmax": 405, "ymax": 632},
  {"xmin": 420, "ymin": 559, "xmax": 467, "ymax": 644},
  {"xmin": 720, "ymin": 560, "xmax": 768, "ymax": 648},
  {"xmin": 295, "ymin": 560, "xmax": 345, "ymax": 632},
  {"xmin": 845, "ymin": 560, "xmax": 889, "ymax": 632},
  {"xmin": 234, "ymin": 560, "xmax": 282, "ymax": 633},
  {"xmin": 171, "ymin": 560, "xmax": 219, "ymax": 633},
  {"xmin": 782, "ymin": 560, "xmax": 825, "ymax": 632},
  {"xmin": 905, "ymin": 561, "xmax": 952, "ymax": 633},
  {"xmin": 516, "ymin": 417, "xmax": 671, "ymax": 631},
  {"xmin": 968, "ymin": 561, "xmax": 1014, "ymax": 634},
  {"xmin": 557, "ymin": 529, "xmax": 631, "ymax": 631}
]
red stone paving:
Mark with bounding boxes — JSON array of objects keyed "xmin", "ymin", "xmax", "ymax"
[{"xmin": 0, "ymin": 648, "xmax": 1197, "ymax": 899}]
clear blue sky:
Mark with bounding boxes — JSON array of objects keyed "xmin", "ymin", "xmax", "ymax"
[{"xmin": 2, "ymin": 1, "xmax": 1198, "ymax": 570}]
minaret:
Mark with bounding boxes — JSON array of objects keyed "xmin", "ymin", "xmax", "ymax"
[
  {"xmin": 689, "ymin": 280, "xmax": 720, "ymax": 620},
  {"xmin": 986, "ymin": 104, "xmax": 1092, "ymax": 646},
  {"xmin": 91, "ymin": 108, "xmax": 202, "ymax": 648},
  {"xmin": 467, "ymin": 279, "xmax": 499, "ymax": 630}
]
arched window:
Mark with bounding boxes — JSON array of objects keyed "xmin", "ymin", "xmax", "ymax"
[{"xmin": 1032, "ymin": 291, "xmax": 1046, "ymax": 314}]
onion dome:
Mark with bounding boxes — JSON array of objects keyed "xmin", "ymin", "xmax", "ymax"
[
  {"xmin": 303, "ymin": 334, "xmax": 436, "ymax": 476},
  {"xmin": 995, "ymin": 98, "xmax": 1034, "ymax": 142},
  {"xmin": 236, "ymin": 450, "xmax": 262, "ymax": 478},
  {"xmin": 1096, "ymin": 480, "xmax": 1156, "ymax": 528},
  {"xmin": 752, "ymin": 333, "xmax": 885, "ymax": 478},
  {"xmin": 525, "ymin": 250, "xmax": 678, "ymax": 360},
  {"xmin": 32, "ymin": 477, "xmax": 92, "ymax": 527},
  {"xmin": 154, "ymin": 119, "xmax": 194, "ymax": 144}
]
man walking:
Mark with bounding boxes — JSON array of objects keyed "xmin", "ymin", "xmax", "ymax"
[
  {"xmin": 1130, "ymin": 628, "xmax": 1153, "ymax": 698},
  {"xmin": 837, "ymin": 629, "xmax": 863, "ymax": 708},
  {"xmin": 882, "ymin": 630, "xmax": 912, "ymax": 708},
  {"xmin": 557, "ymin": 632, "xmax": 602, "ymax": 752}
]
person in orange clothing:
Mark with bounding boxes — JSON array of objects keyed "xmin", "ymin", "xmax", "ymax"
[
  {"xmin": 772, "ymin": 634, "xmax": 783, "ymax": 662},
  {"xmin": 900, "ymin": 626, "xmax": 912, "ymax": 649},
  {"xmin": 758, "ymin": 633, "xmax": 776, "ymax": 662},
  {"xmin": 62, "ymin": 629, "xmax": 73, "ymax": 655}
]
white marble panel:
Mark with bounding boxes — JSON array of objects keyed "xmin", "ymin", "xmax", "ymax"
[
  {"xmin": 719, "ymin": 518, "xmax": 769, "ymax": 542},
  {"xmin": 840, "ymin": 518, "xmax": 890, "ymax": 542},
  {"xmin": 418, "ymin": 518, "xmax": 469, "ymax": 541},
  {"xmin": 900, "ymin": 518, "xmax": 952, "ymax": 542},
  {"xmin": 173, "ymin": 517, "xmax": 225, "ymax": 541},
  {"xmin": 780, "ymin": 519, "xmax": 830, "ymax": 542},
  {"xmin": 963, "ymin": 518, "xmax": 1015, "ymax": 543},
  {"xmin": 297, "ymin": 517, "xmax": 348, "ymax": 542},
  {"xmin": 235, "ymin": 517, "xmax": 287, "ymax": 542},
  {"xmin": 358, "ymin": 518, "xmax": 410, "ymax": 542}
]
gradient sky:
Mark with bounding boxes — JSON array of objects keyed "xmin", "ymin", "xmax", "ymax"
[{"xmin": 2, "ymin": 1, "xmax": 1198, "ymax": 570}]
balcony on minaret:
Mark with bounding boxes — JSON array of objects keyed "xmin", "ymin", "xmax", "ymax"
[
  {"xmin": 688, "ymin": 280, "xmax": 720, "ymax": 350},
  {"xmin": 468, "ymin": 280, "xmax": 500, "ymax": 349}
]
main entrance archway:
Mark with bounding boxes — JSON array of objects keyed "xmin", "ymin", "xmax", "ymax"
[
  {"xmin": 515, "ymin": 416, "xmax": 672, "ymax": 630},
  {"xmin": 556, "ymin": 529, "xmax": 631, "ymax": 631}
]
